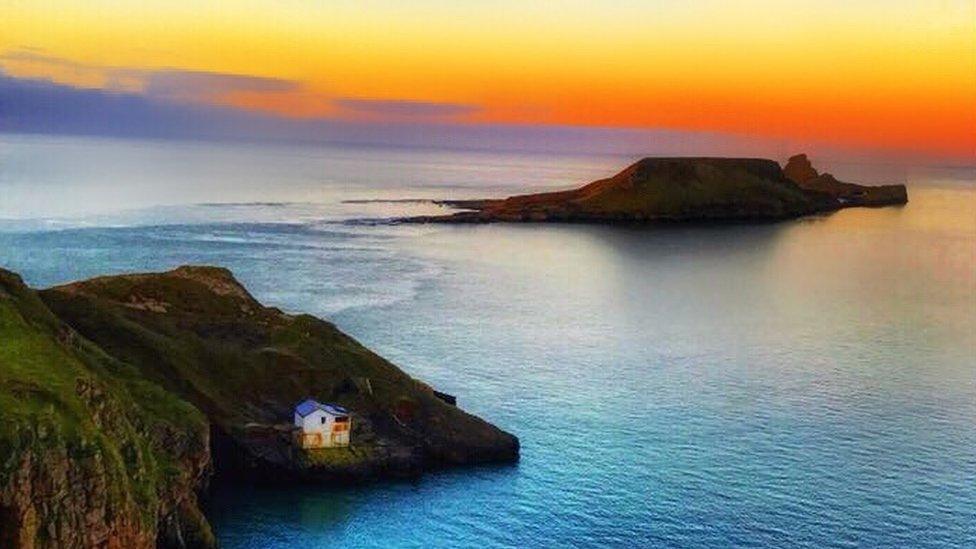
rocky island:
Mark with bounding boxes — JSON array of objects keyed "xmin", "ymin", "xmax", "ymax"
[
  {"xmin": 0, "ymin": 266, "xmax": 518, "ymax": 548},
  {"xmin": 405, "ymin": 154, "xmax": 907, "ymax": 224}
]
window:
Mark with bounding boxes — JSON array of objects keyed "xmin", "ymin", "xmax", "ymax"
[{"xmin": 321, "ymin": 417, "xmax": 326, "ymax": 424}]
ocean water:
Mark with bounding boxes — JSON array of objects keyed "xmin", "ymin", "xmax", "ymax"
[{"xmin": 1, "ymin": 134, "xmax": 974, "ymax": 548}]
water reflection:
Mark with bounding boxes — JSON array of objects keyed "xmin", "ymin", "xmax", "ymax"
[{"xmin": 1, "ymin": 136, "xmax": 974, "ymax": 547}]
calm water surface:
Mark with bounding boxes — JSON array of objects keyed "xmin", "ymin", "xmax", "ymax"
[{"xmin": 1, "ymin": 135, "xmax": 974, "ymax": 547}]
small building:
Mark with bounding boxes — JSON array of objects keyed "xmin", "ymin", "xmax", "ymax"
[{"xmin": 293, "ymin": 399, "xmax": 351, "ymax": 449}]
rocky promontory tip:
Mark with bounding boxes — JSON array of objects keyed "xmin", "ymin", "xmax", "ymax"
[
  {"xmin": 404, "ymin": 154, "xmax": 907, "ymax": 224},
  {"xmin": 782, "ymin": 154, "xmax": 908, "ymax": 207},
  {"xmin": 783, "ymin": 153, "xmax": 821, "ymax": 184}
]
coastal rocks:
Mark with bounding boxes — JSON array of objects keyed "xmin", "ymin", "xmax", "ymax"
[
  {"xmin": 782, "ymin": 153, "xmax": 820, "ymax": 184},
  {"xmin": 2, "ymin": 264, "xmax": 518, "ymax": 547},
  {"xmin": 0, "ymin": 269, "xmax": 214, "ymax": 549},
  {"xmin": 406, "ymin": 154, "xmax": 907, "ymax": 224},
  {"xmin": 1, "ymin": 442, "xmax": 150, "ymax": 548},
  {"xmin": 40, "ymin": 266, "xmax": 519, "ymax": 478},
  {"xmin": 783, "ymin": 154, "xmax": 908, "ymax": 207}
]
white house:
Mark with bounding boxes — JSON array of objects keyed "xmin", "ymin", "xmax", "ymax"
[{"xmin": 293, "ymin": 399, "xmax": 351, "ymax": 449}]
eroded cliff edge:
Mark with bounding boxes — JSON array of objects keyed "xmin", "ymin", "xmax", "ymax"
[
  {"xmin": 404, "ymin": 154, "xmax": 907, "ymax": 224},
  {"xmin": 1, "ymin": 266, "xmax": 519, "ymax": 548},
  {"xmin": 0, "ymin": 269, "xmax": 212, "ymax": 548}
]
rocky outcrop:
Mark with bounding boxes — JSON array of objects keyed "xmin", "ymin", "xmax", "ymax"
[
  {"xmin": 782, "ymin": 153, "xmax": 821, "ymax": 185},
  {"xmin": 783, "ymin": 154, "xmax": 908, "ymax": 207},
  {"xmin": 405, "ymin": 154, "xmax": 907, "ymax": 224},
  {"xmin": 40, "ymin": 266, "xmax": 519, "ymax": 480},
  {"xmin": 1, "ymin": 265, "xmax": 519, "ymax": 547}
]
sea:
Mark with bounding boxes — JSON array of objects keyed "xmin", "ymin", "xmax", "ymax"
[{"xmin": 1, "ymin": 133, "xmax": 974, "ymax": 548}]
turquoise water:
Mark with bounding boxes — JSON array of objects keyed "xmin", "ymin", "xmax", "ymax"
[{"xmin": 1, "ymin": 135, "xmax": 974, "ymax": 547}]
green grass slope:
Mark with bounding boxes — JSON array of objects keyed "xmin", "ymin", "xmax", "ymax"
[{"xmin": 0, "ymin": 269, "xmax": 212, "ymax": 549}]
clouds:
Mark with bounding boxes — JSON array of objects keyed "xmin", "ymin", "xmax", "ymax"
[
  {"xmin": 0, "ymin": 48, "xmax": 482, "ymax": 122},
  {"xmin": 0, "ymin": 48, "xmax": 304, "ymax": 104},
  {"xmin": 0, "ymin": 70, "xmax": 787, "ymax": 158},
  {"xmin": 0, "ymin": 49, "xmax": 91, "ymax": 70},
  {"xmin": 333, "ymin": 98, "xmax": 481, "ymax": 120},
  {"xmin": 0, "ymin": 70, "xmax": 280, "ymax": 139},
  {"xmin": 0, "ymin": 47, "xmax": 800, "ymax": 159},
  {"xmin": 140, "ymin": 69, "xmax": 302, "ymax": 104},
  {"xmin": 1, "ymin": 49, "xmax": 137, "ymax": 91}
]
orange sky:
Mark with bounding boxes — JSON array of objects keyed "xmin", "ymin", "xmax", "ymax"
[{"xmin": 2, "ymin": 1, "xmax": 974, "ymax": 160}]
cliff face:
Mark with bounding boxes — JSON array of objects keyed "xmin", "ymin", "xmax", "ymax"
[
  {"xmin": 782, "ymin": 154, "xmax": 908, "ymax": 207},
  {"xmin": 39, "ymin": 266, "xmax": 519, "ymax": 482},
  {"xmin": 1, "ymin": 265, "xmax": 518, "ymax": 547},
  {"xmin": 408, "ymin": 155, "xmax": 907, "ymax": 224},
  {"xmin": 0, "ymin": 269, "xmax": 213, "ymax": 549}
]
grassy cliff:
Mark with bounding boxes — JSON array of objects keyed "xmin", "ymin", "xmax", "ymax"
[
  {"xmin": 0, "ymin": 269, "xmax": 213, "ymax": 548},
  {"xmin": 0, "ymin": 265, "xmax": 518, "ymax": 547},
  {"xmin": 39, "ymin": 266, "xmax": 519, "ymax": 480}
]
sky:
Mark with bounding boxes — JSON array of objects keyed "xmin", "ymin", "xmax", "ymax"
[{"xmin": 1, "ymin": 0, "xmax": 974, "ymax": 162}]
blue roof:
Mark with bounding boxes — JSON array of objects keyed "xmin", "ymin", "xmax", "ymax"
[
  {"xmin": 295, "ymin": 399, "xmax": 348, "ymax": 417},
  {"xmin": 294, "ymin": 399, "xmax": 320, "ymax": 417},
  {"xmin": 321, "ymin": 403, "xmax": 348, "ymax": 415}
]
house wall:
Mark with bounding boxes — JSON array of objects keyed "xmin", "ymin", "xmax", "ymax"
[
  {"xmin": 328, "ymin": 417, "xmax": 350, "ymax": 447},
  {"xmin": 296, "ymin": 410, "xmax": 328, "ymax": 434},
  {"xmin": 294, "ymin": 409, "xmax": 351, "ymax": 448},
  {"xmin": 330, "ymin": 428, "xmax": 350, "ymax": 447}
]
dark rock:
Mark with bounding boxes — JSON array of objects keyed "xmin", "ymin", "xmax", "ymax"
[
  {"xmin": 783, "ymin": 153, "xmax": 820, "ymax": 184},
  {"xmin": 783, "ymin": 155, "xmax": 908, "ymax": 207},
  {"xmin": 433, "ymin": 391, "xmax": 457, "ymax": 406}
]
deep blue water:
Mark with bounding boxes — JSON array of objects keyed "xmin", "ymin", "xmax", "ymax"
[{"xmin": 2, "ymin": 135, "xmax": 974, "ymax": 547}]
